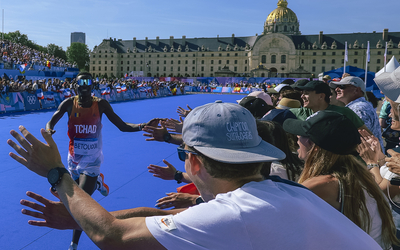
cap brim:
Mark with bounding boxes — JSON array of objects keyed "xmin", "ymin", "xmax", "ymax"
[
  {"xmin": 267, "ymin": 88, "xmax": 278, "ymax": 94},
  {"xmin": 194, "ymin": 140, "xmax": 286, "ymax": 164},
  {"xmin": 282, "ymin": 118, "xmax": 308, "ymax": 137}
]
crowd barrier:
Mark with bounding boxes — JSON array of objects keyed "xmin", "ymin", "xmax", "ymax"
[
  {"xmin": 185, "ymin": 86, "xmax": 262, "ymax": 94},
  {"xmin": 0, "ymin": 87, "xmax": 183, "ymax": 114}
]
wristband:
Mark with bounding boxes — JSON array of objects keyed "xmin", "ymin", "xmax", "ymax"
[{"xmin": 138, "ymin": 123, "xmax": 146, "ymax": 131}]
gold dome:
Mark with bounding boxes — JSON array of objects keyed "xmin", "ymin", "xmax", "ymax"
[{"xmin": 265, "ymin": 0, "xmax": 298, "ymax": 25}]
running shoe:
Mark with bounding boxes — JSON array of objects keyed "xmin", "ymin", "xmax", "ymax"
[
  {"xmin": 68, "ymin": 242, "xmax": 78, "ymax": 250},
  {"xmin": 97, "ymin": 173, "xmax": 109, "ymax": 196}
]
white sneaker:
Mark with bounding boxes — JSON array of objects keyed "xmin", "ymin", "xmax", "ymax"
[
  {"xmin": 97, "ymin": 173, "xmax": 109, "ymax": 196},
  {"xmin": 68, "ymin": 242, "xmax": 78, "ymax": 250}
]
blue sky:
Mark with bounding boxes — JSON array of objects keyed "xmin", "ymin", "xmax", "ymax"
[{"xmin": 2, "ymin": 0, "xmax": 399, "ymax": 51}]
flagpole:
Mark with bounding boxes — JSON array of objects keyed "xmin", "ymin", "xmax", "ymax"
[
  {"xmin": 365, "ymin": 41, "xmax": 370, "ymax": 89},
  {"xmin": 384, "ymin": 42, "xmax": 388, "ymax": 72},
  {"xmin": 343, "ymin": 41, "xmax": 348, "ymax": 76}
]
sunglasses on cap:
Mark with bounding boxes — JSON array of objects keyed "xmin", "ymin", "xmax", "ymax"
[
  {"xmin": 77, "ymin": 78, "xmax": 92, "ymax": 86},
  {"xmin": 177, "ymin": 145, "xmax": 197, "ymax": 161}
]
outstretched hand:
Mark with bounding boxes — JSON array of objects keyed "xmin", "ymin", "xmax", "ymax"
[
  {"xmin": 386, "ymin": 149, "xmax": 400, "ymax": 175},
  {"xmin": 20, "ymin": 190, "xmax": 80, "ymax": 230},
  {"xmin": 8, "ymin": 126, "xmax": 64, "ymax": 177},
  {"xmin": 142, "ymin": 124, "xmax": 168, "ymax": 142},
  {"xmin": 147, "ymin": 159, "xmax": 177, "ymax": 180},
  {"xmin": 177, "ymin": 105, "xmax": 192, "ymax": 118},
  {"xmin": 163, "ymin": 118, "xmax": 183, "ymax": 134},
  {"xmin": 155, "ymin": 192, "xmax": 198, "ymax": 209}
]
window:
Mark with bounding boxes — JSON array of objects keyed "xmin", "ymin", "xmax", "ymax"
[
  {"xmin": 134, "ymin": 66, "xmax": 136, "ymax": 71},
  {"xmin": 389, "ymin": 51, "xmax": 393, "ymax": 55},
  {"xmin": 105, "ymin": 66, "xmax": 107, "ymax": 70},
  {"xmin": 171, "ymin": 66, "xmax": 173, "ymax": 71},
  {"xmin": 98, "ymin": 66, "xmax": 101, "ymax": 70},
  {"xmin": 234, "ymin": 60, "xmax": 238, "ymax": 64},
  {"xmin": 342, "ymin": 59, "xmax": 344, "ymax": 63},
  {"xmin": 105, "ymin": 61, "xmax": 107, "ymax": 64},
  {"xmin": 185, "ymin": 54, "xmax": 188, "ymax": 57},
  {"xmin": 178, "ymin": 54, "xmax": 181, "ymax": 57},
  {"xmin": 235, "ymin": 53, "xmax": 238, "ymax": 56},
  {"xmin": 219, "ymin": 53, "xmax": 222, "ymax": 56},
  {"xmin": 321, "ymin": 66, "xmax": 325, "ymax": 72},
  {"xmin": 342, "ymin": 52, "xmax": 345, "ymax": 56},
  {"xmin": 148, "ymin": 55, "xmax": 151, "ymax": 58},
  {"xmin": 227, "ymin": 53, "xmax": 230, "ymax": 57},
  {"xmin": 202, "ymin": 54, "xmax": 204, "ymax": 57},
  {"xmin": 93, "ymin": 61, "xmax": 95, "ymax": 64},
  {"xmin": 157, "ymin": 60, "xmax": 159, "ymax": 64},
  {"xmin": 354, "ymin": 59, "xmax": 358, "ymax": 63},
  {"xmin": 312, "ymin": 59, "xmax": 316, "ymax": 64},
  {"xmin": 332, "ymin": 52, "xmax": 336, "ymax": 56},
  {"xmin": 171, "ymin": 54, "xmax": 174, "ymax": 57},
  {"xmin": 211, "ymin": 60, "xmax": 214, "ymax": 64},
  {"xmin": 378, "ymin": 51, "xmax": 382, "ymax": 55},
  {"xmin": 92, "ymin": 66, "xmax": 95, "ymax": 70},
  {"xmin": 192, "ymin": 66, "xmax": 195, "ymax": 71},
  {"xmin": 271, "ymin": 55, "xmax": 276, "ymax": 63},
  {"xmin": 201, "ymin": 66, "xmax": 204, "ymax": 71},
  {"xmin": 127, "ymin": 61, "xmax": 129, "ymax": 64},
  {"xmin": 98, "ymin": 61, "xmax": 101, "ymax": 64},
  {"xmin": 93, "ymin": 55, "xmax": 96, "ymax": 58},
  {"xmin": 301, "ymin": 59, "xmax": 304, "ymax": 64},
  {"xmin": 245, "ymin": 60, "xmax": 247, "ymax": 64},
  {"xmin": 121, "ymin": 55, "xmax": 123, "ymax": 58},
  {"xmin": 163, "ymin": 66, "xmax": 166, "ymax": 71},
  {"xmin": 331, "ymin": 66, "xmax": 334, "ymax": 70},
  {"xmin": 322, "ymin": 52, "xmax": 326, "ymax": 56},
  {"xmin": 127, "ymin": 55, "xmax": 130, "ymax": 58},
  {"xmin": 121, "ymin": 61, "xmax": 123, "ymax": 64},
  {"xmin": 313, "ymin": 52, "xmax": 316, "ymax": 56},
  {"xmin": 111, "ymin": 66, "xmax": 113, "ymax": 70},
  {"xmin": 301, "ymin": 52, "xmax": 305, "ymax": 56},
  {"xmin": 226, "ymin": 60, "xmax": 230, "ymax": 64},
  {"xmin": 127, "ymin": 66, "xmax": 129, "ymax": 71},
  {"xmin": 211, "ymin": 66, "xmax": 213, "ymax": 72},
  {"xmin": 245, "ymin": 66, "xmax": 247, "ymax": 71},
  {"xmin": 185, "ymin": 67, "xmax": 188, "ymax": 71},
  {"xmin": 157, "ymin": 66, "xmax": 159, "ymax": 71},
  {"xmin": 201, "ymin": 60, "xmax": 204, "ymax": 64},
  {"xmin": 185, "ymin": 60, "xmax": 188, "ymax": 64},
  {"xmin": 281, "ymin": 55, "xmax": 286, "ymax": 64},
  {"xmin": 234, "ymin": 67, "xmax": 237, "ymax": 72},
  {"xmin": 354, "ymin": 51, "xmax": 358, "ymax": 55},
  {"xmin": 376, "ymin": 66, "xmax": 380, "ymax": 72},
  {"xmin": 377, "ymin": 59, "xmax": 381, "ymax": 63},
  {"xmin": 193, "ymin": 54, "xmax": 195, "ymax": 57},
  {"xmin": 157, "ymin": 55, "xmax": 160, "ymax": 58},
  {"xmin": 164, "ymin": 60, "xmax": 166, "ymax": 64},
  {"xmin": 178, "ymin": 60, "xmax": 181, "ymax": 64},
  {"xmin": 121, "ymin": 67, "xmax": 123, "ymax": 71},
  {"xmin": 332, "ymin": 59, "xmax": 335, "ymax": 64},
  {"xmin": 178, "ymin": 67, "xmax": 180, "ymax": 71},
  {"xmin": 171, "ymin": 60, "xmax": 174, "ymax": 64},
  {"xmin": 261, "ymin": 55, "xmax": 266, "ymax": 63},
  {"xmin": 99, "ymin": 55, "xmax": 101, "ymax": 58},
  {"xmin": 312, "ymin": 66, "xmax": 316, "ymax": 72},
  {"xmin": 219, "ymin": 60, "xmax": 222, "ymax": 64},
  {"xmin": 105, "ymin": 55, "xmax": 107, "ymax": 58},
  {"xmin": 140, "ymin": 61, "xmax": 143, "ymax": 65},
  {"xmin": 322, "ymin": 59, "xmax": 326, "ymax": 64}
]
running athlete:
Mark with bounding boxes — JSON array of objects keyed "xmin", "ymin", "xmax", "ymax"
[{"xmin": 46, "ymin": 72, "xmax": 159, "ymax": 250}]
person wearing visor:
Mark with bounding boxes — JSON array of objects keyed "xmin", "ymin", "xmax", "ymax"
[{"xmin": 45, "ymin": 72, "xmax": 160, "ymax": 250}]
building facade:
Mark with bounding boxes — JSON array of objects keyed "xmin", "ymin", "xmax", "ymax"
[
  {"xmin": 71, "ymin": 32, "xmax": 86, "ymax": 45},
  {"xmin": 89, "ymin": 0, "xmax": 400, "ymax": 79}
]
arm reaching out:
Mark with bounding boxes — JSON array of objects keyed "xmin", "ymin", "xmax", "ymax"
[
  {"xmin": 177, "ymin": 105, "xmax": 192, "ymax": 118},
  {"xmin": 147, "ymin": 159, "xmax": 191, "ymax": 183}
]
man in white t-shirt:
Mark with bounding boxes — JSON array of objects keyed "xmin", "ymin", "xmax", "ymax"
[{"xmin": 10, "ymin": 101, "xmax": 381, "ymax": 249}]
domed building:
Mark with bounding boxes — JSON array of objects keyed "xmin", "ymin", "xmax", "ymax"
[
  {"xmin": 263, "ymin": 0, "xmax": 300, "ymax": 35},
  {"xmin": 90, "ymin": 0, "xmax": 400, "ymax": 80}
]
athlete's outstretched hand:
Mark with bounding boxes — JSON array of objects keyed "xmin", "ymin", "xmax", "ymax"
[
  {"xmin": 20, "ymin": 190, "xmax": 80, "ymax": 230},
  {"xmin": 163, "ymin": 118, "xmax": 183, "ymax": 134},
  {"xmin": 8, "ymin": 126, "xmax": 64, "ymax": 177},
  {"xmin": 147, "ymin": 159, "xmax": 177, "ymax": 180}
]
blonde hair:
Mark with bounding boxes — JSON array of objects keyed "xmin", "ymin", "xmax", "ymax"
[{"xmin": 299, "ymin": 145, "xmax": 399, "ymax": 248}]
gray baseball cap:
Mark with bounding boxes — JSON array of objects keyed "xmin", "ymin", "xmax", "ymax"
[{"xmin": 182, "ymin": 101, "xmax": 286, "ymax": 163}]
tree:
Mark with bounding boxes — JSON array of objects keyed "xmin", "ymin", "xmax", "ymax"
[
  {"xmin": 47, "ymin": 43, "xmax": 67, "ymax": 60},
  {"xmin": 66, "ymin": 42, "xmax": 89, "ymax": 71}
]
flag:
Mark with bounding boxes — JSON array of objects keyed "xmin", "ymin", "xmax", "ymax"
[
  {"xmin": 63, "ymin": 88, "xmax": 71, "ymax": 98},
  {"xmin": 121, "ymin": 84, "xmax": 127, "ymax": 92},
  {"xmin": 116, "ymin": 84, "xmax": 122, "ymax": 93},
  {"xmin": 36, "ymin": 89, "xmax": 44, "ymax": 100},
  {"xmin": 101, "ymin": 87, "xmax": 111, "ymax": 95},
  {"xmin": 19, "ymin": 63, "xmax": 27, "ymax": 74},
  {"xmin": 124, "ymin": 73, "xmax": 128, "ymax": 78},
  {"xmin": 384, "ymin": 42, "xmax": 388, "ymax": 63},
  {"xmin": 46, "ymin": 60, "xmax": 51, "ymax": 69},
  {"xmin": 91, "ymin": 91, "xmax": 95, "ymax": 97},
  {"xmin": 344, "ymin": 41, "xmax": 348, "ymax": 62},
  {"xmin": 74, "ymin": 113, "xmax": 80, "ymax": 118},
  {"xmin": 46, "ymin": 94, "xmax": 54, "ymax": 101},
  {"xmin": 366, "ymin": 41, "xmax": 370, "ymax": 63}
]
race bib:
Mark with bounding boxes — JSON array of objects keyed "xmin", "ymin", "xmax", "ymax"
[{"xmin": 74, "ymin": 138, "xmax": 99, "ymax": 155}]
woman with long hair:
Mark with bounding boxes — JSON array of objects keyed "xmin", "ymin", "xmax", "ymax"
[{"xmin": 283, "ymin": 110, "xmax": 399, "ymax": 249}]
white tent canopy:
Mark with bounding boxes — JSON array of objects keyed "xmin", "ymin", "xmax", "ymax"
[{"xmin": 375, "ymin": 56, "xmax": 400, "ymax": 77}]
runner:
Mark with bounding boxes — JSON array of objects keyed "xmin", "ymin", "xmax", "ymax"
[{"xmin": 45, "ymin": 72, "xmax": 160, "ymax": 250}]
